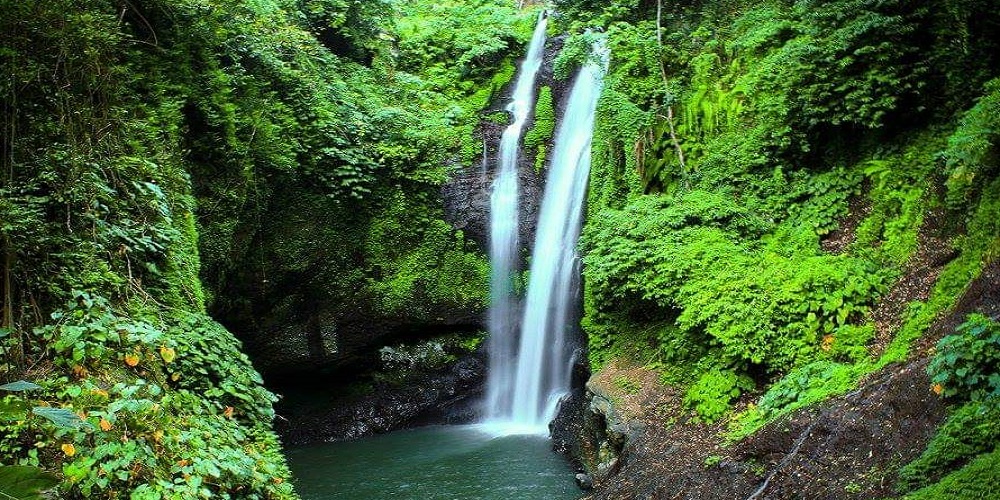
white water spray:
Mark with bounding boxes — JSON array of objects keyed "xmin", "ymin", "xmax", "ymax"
[{"xmin": 484, "ymin": 13, "xmax": 549, "ymax": 419}]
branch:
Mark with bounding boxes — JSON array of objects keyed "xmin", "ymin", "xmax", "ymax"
[{"xmin": 746, "ymin": 419, "xmax": 819, "ymax": 500}]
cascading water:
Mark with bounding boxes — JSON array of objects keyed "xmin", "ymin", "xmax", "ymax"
[
  {"xmin": 484, "ymin": 12, "xmax": 549, "ymax": 419},
  {"xmin": 486, "ymin": 39, "xmax": 609, "ymax": 433}
]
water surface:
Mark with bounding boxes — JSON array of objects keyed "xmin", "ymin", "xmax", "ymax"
[{"xmin": 287, "ymin": 425, "xmax": 580, "ymax": 500}]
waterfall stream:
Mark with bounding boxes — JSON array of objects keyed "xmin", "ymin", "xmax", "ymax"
[
  {"xmin": 484, "ymin": 13, "xmax": 549, "ymax": 420},
  {"xmin": 486, "ymin": 34, "xmax": 608, "ymax": 433}
]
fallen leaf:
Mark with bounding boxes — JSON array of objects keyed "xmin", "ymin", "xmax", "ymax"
[
  {"xmin": 159, "ymin": 346, "xmax": 176, "ymax": 363},
  {"xmin": 124, "ymin": 353, "xmax": 140, "ymax": 367},
  {"xmin": 223, "ymin": 406, "xmax": 234, "ymax": 419},
  {"xmin": 99, "ymin": 418, "xmax": 112, "ymax": 432},
  {"xmin": 61, "ymin": 443, "xmax": 76, "ymax": 457}
]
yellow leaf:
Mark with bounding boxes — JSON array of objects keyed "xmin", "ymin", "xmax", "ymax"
[
  {"xmin": 932, "ymin": 383, "xmax": 944, "ymax": 395},
  {"xmin": 124, "ymin": 353, "xmax": 140, "ymax": 367},
  {"xmin": 170, "ymin": 372, "xmax": 181, "ymax": 382},
  {"xmin": 99, "ymin": 418, "xmax": 112, "ymax": 432},
  {"xmin": 61, "ymin": 443, "xmax": 76, "ymax": 457},
  {"xmin": 273, "ymin": 477, "xmax": 284, "ymax": 485},
  {"xmin": 153, "ymin": 430, "xmax": 164, "ymax": 443},
  {"xmin": 223, "ymin": 406, "xmax": 234, "ymax": 419},
  {"xmin": 821, "ymin": 335, "xmax": 834, "ymax": 352},
  {"xmin": 159, "ymin": 346, "xmax": 176, "ymax": 364}
]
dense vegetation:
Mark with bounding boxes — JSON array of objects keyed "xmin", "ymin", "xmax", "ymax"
[
  {"xmin": 552, "ymin": 0, "xmax": 1000, "ymax": 494},
  {"xmin": 3, "ymin": 0, "xmax": 1000, "ymax": 497},
  {"xmin": 0, "ymin": 0, "xmax": 535, "ymax": 497}
]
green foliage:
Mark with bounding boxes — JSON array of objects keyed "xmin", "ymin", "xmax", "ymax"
[
  {"xmin": 928, "ymin": 314, "xmax": 1000, "ymax": 400},
  {"xmin": 785, "ymin": 167, "xmax": 864, "ymax": 237},
  {"xmin": 296, "ymin": 0, "xmax": 393, "ymax": 63},
  {"xmin": 683, "ymin": 369, "xmax": 754, "ymax": 423},
  {"xmin": 0, "ymin": 294, "xmax": 295, "ymax": 498},
  {"xmin": 525, "ymin": 86, "xmax": 555, "ymax": 173},
  {"xmin": 0, "ymin": 382, "xmax": 41, "ymax": 393},
  {"xmin": 168, "ymin": 312, "xmax": 279, "ymax": 424},
  {"xmin": 824, "ymin": 324, "xmax": 875, "ymax": 363},
  {"xmin": 395, "ymin": 0, "xmax": 536, "ymax": 82},
  {"xmin": 0, "ymin": 465, "xmax": 59, "ymax": 500},
  {"xmin": 553, "ymin": 31, "xmax": 607, "ymax": 81},
  {"xmin": 524, "ymin": 86, "xmax": 555, "ymax": 150},
  {"xmin": 365, "ymin": 193, "xmax": 489, "ymax": 319},
  {"xmin": 897, "ymin": 398, "xmax": 1000, "ymax": 493},
  {"xmin": 583, "ymin": 190, "xmax": 886, "ymax": 371},
  {"xmin": 942, "ymin": 78, "xmax": 1000, "ymax": 209},
  {"xmin": 904, "ymin": 448, "xmax": 1000, "ymax": 500},
  {"xmin": 757, "ymin": 361, "xmax": 857, "ymax": 419},
  {"xmin": 554, "ymin": 0, "xmax": 646, "ymax": 29}
]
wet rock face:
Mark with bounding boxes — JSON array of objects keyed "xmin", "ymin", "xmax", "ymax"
[
  {"xmin": 578, "ymin": 379, "xmax": 640, "ymax": 482},
  {"xmin": 275, "ymin": 350, "xmax": 487, "ymax": 445},
  {"xmin": 550, "ymin": 346, "xmax": 593, "ymax": 462},
  {"xmin": 442, "ymin": 36, "xmax": 568, "ymax": 254},
  {"xmin": 440, "ymin": 104, "xmax": 547, "ymax": 254},
  {"xmin": 235, "ymin": 290, "xmax": 481, "ymax": 379}
]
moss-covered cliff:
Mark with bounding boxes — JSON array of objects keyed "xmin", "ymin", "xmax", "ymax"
[
  {"xmin": 0, "ymin": 0, "xmax": 534, "ymax": 496},
  {"xmin": 549, "ymin": 0, "xmax": 1000, "ymax": 497},
  {"xmin": 556, "ymin": 0, "xmax": 1000, "ymax": 498}
]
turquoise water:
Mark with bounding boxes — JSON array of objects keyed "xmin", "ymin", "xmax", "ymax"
[{"xmin": 286, "ymin": 425, "xmax": 581, "ymax": 500}]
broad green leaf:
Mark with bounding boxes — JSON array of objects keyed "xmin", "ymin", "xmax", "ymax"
[
  {"xmin": 31, "ymin": 407, "xmax": 93, "ymax": 430},
  {"xmin": 0, "ymin": 465, "xmax": 59, "ymax": 500},
  {"xmin": 0, "ymin": 399, "xmax": 29, "ymax": 421},
  {"xmin": 0, "ymin": 382, "xmax": 41, "ymax": 392}
]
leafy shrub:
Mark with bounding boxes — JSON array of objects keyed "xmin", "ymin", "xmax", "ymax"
[
  {"xmin": 928, "ymin": 314, "xmax": 1000, "ymax": 400},
  {"xmin": 943, "ymin": 78, "xmax": 1000, "ymax": 209},
  {"xmin": 583, "ymin": 191, "xmax": 885, "ymax": 371},
  {"xmin": 824, "ymin": 324, "xmax": 875, "ymax": 363},
  {"xmin": 904, "ymin": 448, "xmax": 1000, "ymax": 500},
  {"xmin": 168, "ymin": 312, "xmax": 279, "ymax": 424},
  {"xmin": 684, "ymin": 369, "xmax": 754, "ymax": 423},
  {"xmin": 897, "ymin": 398, "xmax": 1000, "ymax": 493},
  {"xmin": 757, "ymin": 361, "xmax": 856, "ymax": 419},
  {"xmin": 784, "ymin": 167, "xmax": 864, "ymax": 237}
]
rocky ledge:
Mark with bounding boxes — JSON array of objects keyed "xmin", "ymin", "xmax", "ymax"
[{"xmin": 274, "ymin": 341, "xmax": 487, "ymax": 445}]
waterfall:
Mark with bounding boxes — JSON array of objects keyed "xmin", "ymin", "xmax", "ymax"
[
  {"xmin": 484, "ymin": 12, "xmax": 549, "ymax": 419},
  {"xmin": 486, "ymin": 39, "xmax": 609, "ymax": 434}
]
